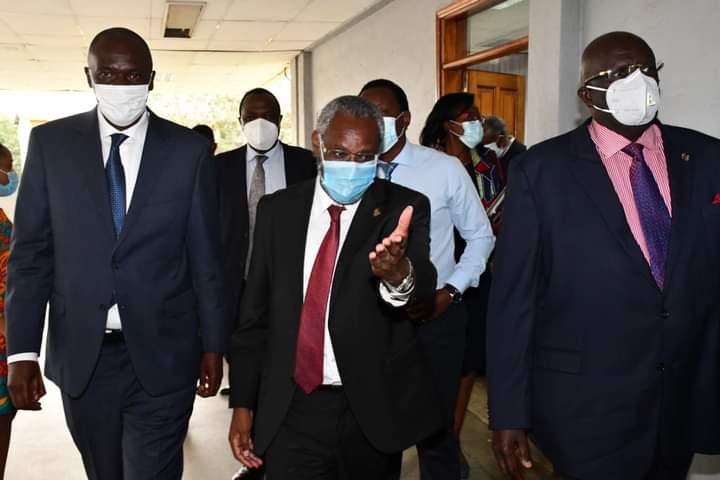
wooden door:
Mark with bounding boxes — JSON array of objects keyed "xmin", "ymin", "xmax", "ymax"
[{"xmin": 467, "ymin": 70, "xmax": 526, "ymax": 143}]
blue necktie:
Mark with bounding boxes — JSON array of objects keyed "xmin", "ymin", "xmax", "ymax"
[
  {"xmin": 378, "ymin": 162, "xmax": 398, "ymax": 181},
  {"xmin": 106, "ymin": 133, "xmax": 128, "ymax": 238},
  {"xmin": 623, "ymin": 143, "xmax": 671, "ymax": 288}
]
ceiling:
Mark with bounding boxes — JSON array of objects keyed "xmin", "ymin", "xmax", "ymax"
[{"xmin": 0, "ymin": 0, "xmax": 383, "ymax": 93}]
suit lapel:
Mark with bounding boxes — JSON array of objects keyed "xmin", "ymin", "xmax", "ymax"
[
  {"xmin": 115, "ymin": 112, "xmax": 168, "ymax": 247},
  {"xmin": 660, "ymin": 124, "xmax": 694, "ymax": 292},
  {"xmin": 567, "ymin": 124, "xmax": 658, "ymax": 290},
  {"xmin": 329, "ymin": 180, "xmax": 387, "ymax": 308},
  {"xmin": 237, "ymin": 146, "xmax": 250, "ymax": 237},
  {"xmin": 73, "ymin": 109, "xmax": 116, "ymax": 240},
  {"xmin": 286, "ymin": 181, "xmax": 315, "ymax": 319},
  {"xmin": 283, "ymin": 143, "xmax": 301, "ymax": 185}
]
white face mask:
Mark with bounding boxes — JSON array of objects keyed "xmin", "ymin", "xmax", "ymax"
[
  {"xmin": 381, "ymin": 114, "xmax": 405, "ymax": 154},
  {"xmin": 243, "ymin": 118, "xmax": 279, "ymax": 152},
  {"xmin": 586, "ymin": 69, "xmax": 660, "ymax": 126},
  {"xmin": 450, "ymin": 120, "xmax": 483, "ymax": 149},
  {"xmin": 94, "ymin": 84, "xmax": 149, "ymax": 127}
]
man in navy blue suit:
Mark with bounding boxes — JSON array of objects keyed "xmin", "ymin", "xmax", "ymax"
[
  {"xmin": 487, "ymin": 31, "xmax": 720, "ymax": 479},
  {"xmin": 6, "ymin": 28, "xmax": 228, "ymax": 479}
]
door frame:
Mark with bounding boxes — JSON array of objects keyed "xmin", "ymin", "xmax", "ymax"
[{"xmin": 436, "ymin": 0, "xmax": 529, "ymax": 96}]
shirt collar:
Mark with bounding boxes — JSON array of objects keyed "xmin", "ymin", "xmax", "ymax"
[
  {"xmin": 589, "ymin": 119, "xmax": 662, "ymax": 157},
  {"xmin": 246, "ymin": 141, "xmax": 282, "ymax": 163},
  {"xmin": 97, "ymin": 108, "xmax": 149, "ymax": 142}
]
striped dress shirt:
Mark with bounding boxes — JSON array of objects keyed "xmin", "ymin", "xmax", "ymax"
[{"xmin": 588, "ymin": 120, "xmax": 672, "ymax": 265}]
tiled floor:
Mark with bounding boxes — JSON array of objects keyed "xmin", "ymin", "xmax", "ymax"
[{"xmin": 5, "ymin": 370, "xmax": 720, "ymax": 479}]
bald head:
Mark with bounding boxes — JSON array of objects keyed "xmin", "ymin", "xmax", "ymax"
[
  {"xmin": 581, "ymin": 31, "xmax": 656, "ymax": 85},
  {"xmin": 577, "ymin": 31, "xmax": 659, "ymax": 138},
  {"xmin": 85, "ymin": 27, "xmax": 154, "ymax": 89}
]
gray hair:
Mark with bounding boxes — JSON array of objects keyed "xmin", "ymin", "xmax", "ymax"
[
  {"xmin": 484, "ymin": 115, "xmax": 507, "ymax": 136},
  {"xmin": 315, "ymin": 95, "xmax": 384, "ymax": 148}
]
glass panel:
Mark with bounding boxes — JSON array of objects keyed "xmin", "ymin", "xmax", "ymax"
[{"xmin": 466, "ymin": 0, "xmax": 529, "ymax": 54}]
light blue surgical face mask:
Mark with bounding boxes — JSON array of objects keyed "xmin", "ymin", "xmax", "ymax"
[
  {"xmin": 450, "ymin": 120, "xmax": 483, "ymax": 149},
  {"xmin": 381, "ymin": 114, "xmax": 406, "ymax": 154},
  {"xmin": 0, "ymin": 170, "xmax": 18, "ymax": 197},
  {"xmin": 319, "ymin": 142, "xmax": 377, "ymax": 205}
]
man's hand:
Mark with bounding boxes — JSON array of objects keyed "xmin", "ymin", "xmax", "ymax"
[
  {"xmin": 196, "ymin": 352, "xmax": 223, "ymax": 397},
  {"xmin": 229, "ymin": 408, "xmax": 263, "ymax": 468},
  {"xmin": 492, "ymin": 429, "xmax": 533, "ymax": 479},
  {"xmin": 8, "ymin": 361, "xmax": 46, "ymax": 410},
  {"xmin": 407, "ymin": 288, "xmax": 453, "ymax": 321},
  {"xmin": 369, "ymin": 206, "xmax": 413, "ymax": 286}
]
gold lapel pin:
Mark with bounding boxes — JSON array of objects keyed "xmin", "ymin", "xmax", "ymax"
[
  {"xmin": 681, "ymin": 152, "xmax": 690, "ymax": 162},
  {"xmin": 373, "ymin": 207, "xmax": 382, "ymax": 217}
]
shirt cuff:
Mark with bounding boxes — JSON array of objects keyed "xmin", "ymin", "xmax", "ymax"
[
  {"xmin": 8, "ymin": 352, "xmax": 39, "ymax": 364},
  {"xmin": 446, "ymin": 270, "xmax": 475, "ymax": 294},
  {"xmin": 378, "ymin": 259, "xmax": 415, "ymax": 307}
]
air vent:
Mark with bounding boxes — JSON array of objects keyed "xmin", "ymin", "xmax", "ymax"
[{"xmin": 164, "ymin": 2, "xmax": 205, "ymax": 39}]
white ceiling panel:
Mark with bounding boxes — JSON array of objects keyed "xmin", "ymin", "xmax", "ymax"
[
  {"xmin": 205, "ymin": 39, "xmax": 263, "ymax": 51},
  {"xmin": 3, "ymin": 13, "xmax": 81, "ymax": 36},
  {"xmin": 212, "ymin": 21, "xmax": 285, "ymax": 42},
  {"xmin": 25, "ymin": 45, "xmax": 86, "ymax": 62},
  {"xmin": 76, "ymin": 17, "xmax": 152, "ymax": 38},
  {"xmin": 0, "ymin": 0, "xmax": 75, "ymax": 16},
  {"xmin": 264, "ymin": 40, "xmax": 309, "ymax": 51},
  {"xmin": 68, "ymin": 0, "xmax": 152, "ymax": 19},
  {"xmin": 0, "ymin": 45, "xmax": 30, "ymax": 61},
  {"xmin": 21, "ymin": 34, "xmax": 88, "ymax": 48},
  {"xmin": 224, "ymin": 0, "xmax": 309, "ymax": 22},
  {"xmin": 191, "ymin": 20, "xmax": 223, "ymax": 40},
  {"xmin": 296, "ymin": 0, "xmax": 377, "ymax": 22},
  {"xmin": 0, "ymin": 0, "xmax": 385, "ymax": 92},
  {"xmin": 275, "ymin": 21, "xmax": 339, "ymax": 41},
  {"xmin": 150, "ymin": 38, "xmax": 210, "ymax": 50}
]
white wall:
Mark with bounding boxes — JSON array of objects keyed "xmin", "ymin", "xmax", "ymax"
[
  {"xmin": 582, "ymin": 0, "xmax": 720, "ymax": 139},
  {"xmin": 524, "ymin": 0, "xmax": 583, "ymax": 146},
  {"xmin": 310, "ymin": 0, "xmax": 449, "ymax": 144}
]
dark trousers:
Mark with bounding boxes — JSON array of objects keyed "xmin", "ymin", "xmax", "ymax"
[
  {"xmin": 415, "ymin": 303, "xmax": 468, "ymax": 479},
  {"xmin": 265, "ymin": 387, "xmax": 392, "ymax": 480},
  {"xmin": 62, "ymin": 337, "xmax": 195, "ymax": 480},
  {"xmin": 559, "ymin": 451, "xmax": 693, "ymax": 480}
]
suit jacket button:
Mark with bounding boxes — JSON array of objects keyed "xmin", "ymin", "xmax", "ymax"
[
  {"xmin": 112, "ymin": 262, "xmax": 119, "ymax": 270},
  {"xmin": 660, "ymin": 310, "xmax": 670, "ymax": 319},
  {"xmin": 656, "ymin": 363, "xmax": 665, "ymax": 372}
]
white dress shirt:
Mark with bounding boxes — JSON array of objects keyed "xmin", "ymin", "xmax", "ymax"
[
  {"xmin": 245, "ymin": 142, "xmax": 287, "ymax": 197},
  {"xmin": 377, "ymin": 141, "xmax": 495, "ymax": 292},
  {"xmin": 7, "ymin": 109, "xmax": 150, "ymax": 364},
  {"xmin": 304, "ymin": 179, "xmax": 413, "ymax": 386}
]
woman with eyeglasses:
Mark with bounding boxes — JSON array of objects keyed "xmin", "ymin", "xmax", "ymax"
[{"xmin": 420, "ymin": 92, "xmax": 505, "ymax": 479}]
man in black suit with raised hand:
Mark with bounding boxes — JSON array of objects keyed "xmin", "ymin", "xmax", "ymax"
[
  {"xmin": 6, "ymin": 28, "xmax": 228, "ymax": 480},
  {"xmin": 228, "ymin": 95, "xmax": 442, "ymax": 479}
]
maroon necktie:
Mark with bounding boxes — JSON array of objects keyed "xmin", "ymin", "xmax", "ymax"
[{"xmin": 294, "ymin": 205, "xmax": 345, "ymax": 394}]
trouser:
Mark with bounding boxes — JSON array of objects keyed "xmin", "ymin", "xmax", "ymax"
[
  {"xmin": 62, "ymin": 335, "xmax": 195, "ymax": 480},
  {"xmin": 265, "ymin": 387, "xmax": 392, "ymax": 480},
  {"xmin": 415, "ymin": 302, "xmax": 468, "ymax": 479},
  {"xmin": 558, "ymin": 451, "xmax": 693, "ymax": 480}
]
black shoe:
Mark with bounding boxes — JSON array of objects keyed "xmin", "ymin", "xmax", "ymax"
[{"xmin": 220, "ymin": 386, "xmax": 231, "ymax": 396}]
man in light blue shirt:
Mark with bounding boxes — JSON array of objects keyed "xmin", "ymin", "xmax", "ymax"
[{"xmin": 361, "ymin": 79, "xmax": 494, "ymax": 479}]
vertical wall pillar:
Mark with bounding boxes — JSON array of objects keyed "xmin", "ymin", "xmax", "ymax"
[{"xmin": 525, "ymin": 0, "xmax": 584, "ymax": 145}]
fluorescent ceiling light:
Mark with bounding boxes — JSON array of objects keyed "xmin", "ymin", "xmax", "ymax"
[
  {"xmin": 492, "ymin": 0, "xmax": 526, "ymax": 10},
  {"xmin": 164, "ymin": 2, "xmax": 206, "ymax": 39}
]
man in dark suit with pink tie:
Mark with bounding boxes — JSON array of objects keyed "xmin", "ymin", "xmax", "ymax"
[{"xmin": 488, "ymin": 31, "xmax": 720, "ymax": 480}]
